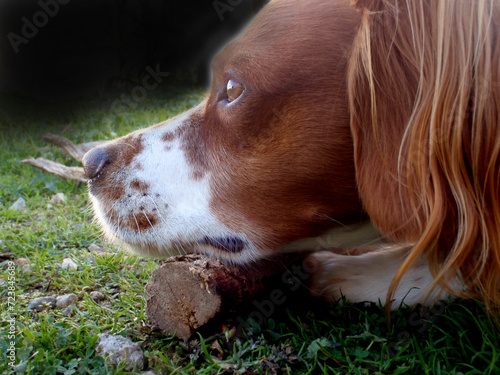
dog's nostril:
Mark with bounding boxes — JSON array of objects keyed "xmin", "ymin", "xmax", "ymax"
[{"xmin": 82, "ymin": 147, "xmax": 111, "ymax": 180}]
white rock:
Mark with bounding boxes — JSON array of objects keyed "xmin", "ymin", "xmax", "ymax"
[
  {"xmin": 50, "ymin": 193, "xmax": 66, "ymax": 204},
  {"xmin": 56, "ymin": 293, "xmax": 78, "ymax": 308},
  {"xmin": 62, "ymin": 307, "xmax": 73, "ymax": 316},
  {"xmin": 9, "ymin": 197, "xmax": 26, "ymax": 211},
  {"xmin": 95, "ymin": 333, "xmax": 144, "ymax": 371},
  {"xmin": 88, "ymin": 244, "xmax": 102, "ymax": 252},
  {"xmin": 29, "ymin": 296, "xmax": 56, "ymax": 311},
  {"xmin": 61, "ymin": 258, "xmax": 78, "ymax": 271}
]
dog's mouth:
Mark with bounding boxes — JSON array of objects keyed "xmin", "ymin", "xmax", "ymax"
[{"xmin": 201, "ymin": 236, "xmax": 246, "ymax": 253}]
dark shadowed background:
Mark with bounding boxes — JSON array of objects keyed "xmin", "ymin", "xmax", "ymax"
[{"xmin": 0, "ymin": 0, "xmax": 267, "ymax": 114}]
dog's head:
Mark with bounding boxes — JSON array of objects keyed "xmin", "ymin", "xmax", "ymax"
[{"xmin": 82, "ymin": 0, "xmax": 365, "ymax": 263}]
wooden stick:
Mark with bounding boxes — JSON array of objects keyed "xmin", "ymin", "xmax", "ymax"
[
  {"xmin": 42, "ymin": 133, "xmax": 107, "ymax": 162},
  {"xmin": 21, "ymin": 158, "xmax": 87, "ymax": 182},
  {"xmin": 145, "ymin": 254, "xmax": 309, "ymax": 340},
  {"xmin": 21, "ymin": 134, "xmax": 109, "ymax": 181}
]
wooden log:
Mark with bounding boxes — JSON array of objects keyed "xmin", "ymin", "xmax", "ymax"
[
  {"xmin": 21, "ymin": 157, "xmax": 87, "ymax": 182},
  {"xmin": 145, "ymin": 253, "xmax": 309, "ymax": 340}
]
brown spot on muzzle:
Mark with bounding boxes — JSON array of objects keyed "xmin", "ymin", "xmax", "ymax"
[
  {"xmin": 121, "ymin": 134, "xmax": 145, "ymax": 167},
  {"xmin": 162, "ymin": 132, "xmax": 175, "ymax": 142},
  {"xmin": 126, "ymin": 212, "xmax": 158, "ymax": 231},
  {"xmin": 107, "ymin": 186, "xmax": 126, "ymax": 202},
  {"xmin": 130, "ymin": 179, "xmax": 150, "ymax": 192}
]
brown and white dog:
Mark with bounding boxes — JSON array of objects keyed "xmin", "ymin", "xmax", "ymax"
[{"xmin": 83, "ymin": 0, "xmax": 500, "ymax": 312}]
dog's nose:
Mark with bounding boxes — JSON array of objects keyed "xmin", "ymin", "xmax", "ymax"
[{"xmin": 82, "ymin": 147, "xmax": 111, "ymax": 180}]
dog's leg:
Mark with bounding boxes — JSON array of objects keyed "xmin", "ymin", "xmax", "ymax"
[{"xmin": 308, "ymin": 246, "xmax": 453, "ymax": 308}]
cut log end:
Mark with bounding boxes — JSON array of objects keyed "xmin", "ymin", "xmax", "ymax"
[
  {"xmin": 145, "ymin": 254, "xmax": 310, "ymax": 341},
  {"xmin": 145, "ymin": 256, "xmax": 224, "ymax": 340}
]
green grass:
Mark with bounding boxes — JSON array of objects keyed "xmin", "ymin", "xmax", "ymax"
[{"xmin": 1, "ymin": 87, "xmax": 499, "ymax": 374}]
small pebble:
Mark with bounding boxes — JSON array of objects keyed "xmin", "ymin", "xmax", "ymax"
[
  {"xmin": 61, "ymin": 258, "xmax": 78, "ymax": 271},
  {"xmin": 90, "ymin": 291, "xmax": 105, "ymax": 301},
  {"xmin": 95, "ymin": 333, "xmax": 144, "ymax": 371},
  {"xmin": 56, "ymin": 293, "xmax": 78, "ymax": 308},
  {"xmin": 16, "ymin": 259, "xmax": 31, "ymax": 273},
  {"xmin": 9, "ymin": 197, "xmax": 26, "ymax": 211},
  {"xmin": 16, "ymin": 258, "xmax": 29, "ymax": 266},
  {"xmin": 29, "ymin": 296, "xmax": 56, "ymax": 312},
  {"xmin": 62, "ymin": 307, "xmax": 73, "ymax": 316},
  {"xmin": 88, "ymin": 244, "xmax": 102, "ymax": 252},
  {"xmin": 50, "ymin": 193, "xmax": 66, "ymax": 204}
]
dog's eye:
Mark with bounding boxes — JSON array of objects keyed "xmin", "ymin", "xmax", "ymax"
[{"xmin": 226, "ymin": 79, "xmax": 244, "ymax": 103}]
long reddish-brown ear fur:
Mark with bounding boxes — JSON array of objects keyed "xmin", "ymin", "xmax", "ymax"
[{"xmin": 348, "ymin": 0, "xmax": 500, "ymax": 313}]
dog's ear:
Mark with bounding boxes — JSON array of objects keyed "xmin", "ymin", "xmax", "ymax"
[
  {"xmin": 347, "ymin": 0, "xmax": 418, "ymax": 242},
  {"xmin": 348, "ymin": 0, "xmax": 500, "ymax": 313}
]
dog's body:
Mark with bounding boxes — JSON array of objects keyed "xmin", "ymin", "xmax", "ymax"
[{"xmin": 83, "ymin": 0, "xmax": 500, "ymax": 311}]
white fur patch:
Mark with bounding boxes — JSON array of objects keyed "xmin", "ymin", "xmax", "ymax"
[{"xmin": 309, "ymin": 247, "xmax": 457, "ymax": 308}]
